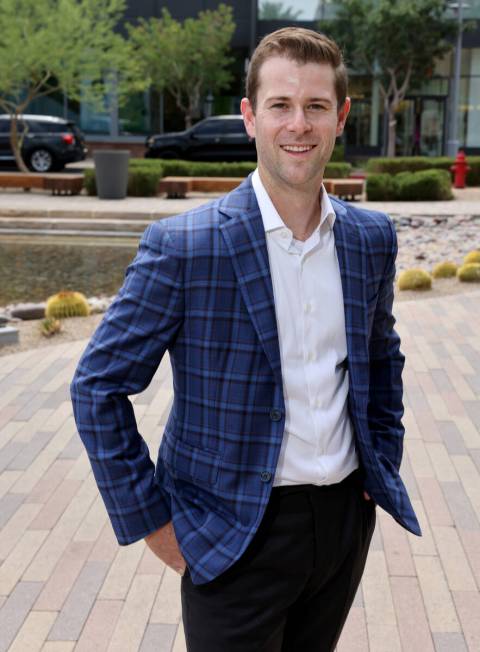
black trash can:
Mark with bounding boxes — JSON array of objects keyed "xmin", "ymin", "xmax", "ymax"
[{"xmin": 93, "ymin": 149, "xmax": 130, "ymax": 199}]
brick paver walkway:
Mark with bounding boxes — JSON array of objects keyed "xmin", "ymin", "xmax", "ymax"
[{"xmin": 0, "ymin": 290, "xmax": 479, "ymax": 651}]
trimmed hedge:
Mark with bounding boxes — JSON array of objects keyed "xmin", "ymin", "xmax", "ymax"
[
  {"xmin": 131, "ymin": 158, "xmax": 351, "ymax": 179},
  {"xmin": 366, "ymin": 169, "xmax": 453, "ymax": 201},
  {"xmin": 85, "ymin": 157, "xmax": 352, "ymax": 197},
  {"xmin": 366, "ymin": 156, "xmax": 480, "ymax": 186}
]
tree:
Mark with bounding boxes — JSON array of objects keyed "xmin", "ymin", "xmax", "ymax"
[
  {"xmin": 0, "ymin": 0, "xmax": 144, "ymax": 172},
  {"xmin": 324, "ymin": 0, "xmax": 457, "ymax": 156},
  {"xmin": 258, "ymin": 2, "xmax": 304, "ymax": 20},
  {"xmin": 128, "ymin": 5, "xmax": 235, "ymax": 130}
]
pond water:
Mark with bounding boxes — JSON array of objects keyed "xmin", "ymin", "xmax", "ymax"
[{"xmin": 0, "ymin": 235, "xmax": 140, "ymax": 305}]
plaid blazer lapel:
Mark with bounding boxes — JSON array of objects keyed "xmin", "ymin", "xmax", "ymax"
[
  {"xmin": 219, "ymin": 183, "xmax": 282, "ymax": 387},
  {"xmin": 331, "ymin": 199, "xmax": 369, "ymax": 398}
]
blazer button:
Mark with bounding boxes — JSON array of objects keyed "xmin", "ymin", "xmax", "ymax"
[
  {"xmin": 269, "ymin": 408, "xmax": 282, "ymax": 421},
  {"xmin": 260, "ymin": 471, "xmax": 272, "ymax": 482}
]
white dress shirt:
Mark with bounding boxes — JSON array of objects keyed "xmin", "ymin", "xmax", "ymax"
[{"xmin": 252, "ymin": 169, "xmax": 359, "ymax": 486}]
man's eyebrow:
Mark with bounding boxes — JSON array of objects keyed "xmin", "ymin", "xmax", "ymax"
[{"xmin": 264, "ymin": 95, "xmax": 334, "ymax": 104}]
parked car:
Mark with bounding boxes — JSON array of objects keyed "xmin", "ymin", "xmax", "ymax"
[
  {"xmin": 0, "ymin": 114, "xmax": 87, "ymax": 172},
  {"xmin": 145, "ymin": 115, "xmax": 256, "ymax": 162}
]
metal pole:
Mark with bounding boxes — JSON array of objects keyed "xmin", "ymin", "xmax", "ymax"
[{"xmin": 446, "ymin": 2, "xmax": 464, "ymax": 156}]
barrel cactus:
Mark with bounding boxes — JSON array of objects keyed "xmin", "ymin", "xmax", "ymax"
[
  {"xmin": 398, "ymin": 269, "xmax": 432, "ymax": 291},
  {"xmin": 463, "ymin": 250, "xmax": 480, "ymax": 265},
  {"xmin": 457, "ymin": 263, "xmax": 480, "ymax": 283},
  {"xmin": 45, "ymin": 291, "xmax": 91, "ymax": 319},
  {"xmin": 432, "ymin": 261, "xmax": 458, "ymax": 279}
]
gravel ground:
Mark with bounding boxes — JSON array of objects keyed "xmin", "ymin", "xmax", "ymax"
[
  {"xmin": 1, "ymin": 278, "xmax": 479, "ymax": 358},
  {"xmin": 1, "ymin": 213, "xmax": 479, "ymax": 357}
]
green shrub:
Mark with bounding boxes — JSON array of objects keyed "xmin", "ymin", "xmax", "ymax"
[
  {"xmin": 366, "ymin": 173, "xmax": 397, "ymax": 200},
  {"xmin": 366, "ymin": 156, "xmax": 480, "ymax": 187},
  {"xmin": 395, "ymin": 169, "xmax": 452, "ymax": 201},
  {"xmin": 129, "ymin": 158, "xmax": 351, "ymax": 179},
  {"xmin": 45, "ymin": 291, "xmax": 91, "ymax": 319},
  {"xmin": 397, "ymin": 269, "xmax": 432, "ymax": 291},
  {"xmin": 127, "ymin": 169, "xmax": 162, "ymax": 197},
  {"xmin": 324, "ymin": 162, "xmax": 351, "ymax": 178},
  {"xmin": 84, "ymin": 169, "xmax": 96, "ymax": 196},
  {"xmin": 432, "ymin": 261, "xmax": 458, "ymax": 278},
  {"xmin": 457, "ymin": 263, "xmax": 480, "ymax": 282},
  {"xmin": 464, "ymin": 250, "xmax": 480, "ymax": 265},
  {"xmin": 40, "ymin": 317, "xmax": 62, "ymax": 338}
]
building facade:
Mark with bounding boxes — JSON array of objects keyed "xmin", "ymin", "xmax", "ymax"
[{"xmin": 29, "ymin": 0, "xmax": 480, "ymax": 157}]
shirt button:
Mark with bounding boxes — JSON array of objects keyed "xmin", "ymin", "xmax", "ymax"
[
  {"xmin": 260, "ymin": 471, "xmax": 272, "ymax": 482},
  {"xmin": 269, "ymin": 408, "xmax": 282, "ymax": 421},
  {"xmin": 281, "ymin": 231, "xmax": 289, "ymax": 239},
  {"xmin": 304, "ymin": 303, "xmax": 310, "ymax": 313}
]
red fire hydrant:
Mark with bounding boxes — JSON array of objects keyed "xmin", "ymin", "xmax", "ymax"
[{"xmin": 451, "ymin": 150, "xmax": 470, "ymax": 189}]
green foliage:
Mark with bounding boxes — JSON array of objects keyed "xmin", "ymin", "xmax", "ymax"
[
  {"xmin": 367, "ymin": 169, "xmax": 452, "ymax": 200},
  {"xmin": 457, "ymin": 263, "xmax": 480, "ymax": 283},
  {"xmin": 45, "ymin": 291, "xmax": 91, "ymax": 319},
  {"xmin": 366, "ymin": 156, "xmax": 480, "ymax": 186},
  {"xmin": 128, "ymin": 5, "xmax": 235, "ymax": 129},
  {"xmin": 395, "ymin": 170, "xmax": 452, "ymax": 201},
  {"xmin": 398, "ymin": 269, "xmax": 432, "ymax": 291},
  {"xmin": 325, "ymin": 0, "xmax": 456, "ymax": 156},
  {"xmin": 0, "ymin": 0, "xmax": 144, "ymax": 170},
  {"xmin": 366, "ymin": 173, "xmax": 397, "ymax": 201},
  {"xmin": 40, "ymin": 317, "xmax": 62, "ymax": 338},
  {"xmin": 258, "ymin": 1, "xmax": 303, "ymax": 20},
  {"xmin": 432, "ymin": 261, "xmax": 458, "ymax": 279},
  {"xmin": 463, "ymin": 250, "xmax": 480, "ymax": 265},
  {"xmin": 330, "ymin": 144, "xmax": 345, "ymax": 162},
  {"xmin": 127, "ymin": 169, "xmax": 162, "ymax": 197}
]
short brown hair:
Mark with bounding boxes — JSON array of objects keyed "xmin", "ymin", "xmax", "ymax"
[{"xmin": 246, "ymin": 27, "xmax": 348, "ymax": 113}]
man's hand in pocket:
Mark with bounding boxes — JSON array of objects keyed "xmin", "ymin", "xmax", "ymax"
[{"xmin": 145, "ymin": 521, "xmax": 187, "ymax": 575}]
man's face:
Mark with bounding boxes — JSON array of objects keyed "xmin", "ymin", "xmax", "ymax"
[{"xmin": 241, "ymin": 56, "xmax": 350, "ymax": 193}]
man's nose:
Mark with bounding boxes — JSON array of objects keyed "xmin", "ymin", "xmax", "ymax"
[{"xmin": 287, "ymin": 108, "xmax": 312, "ymax": 133}]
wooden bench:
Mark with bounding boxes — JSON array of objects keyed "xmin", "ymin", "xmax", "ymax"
[
  {"xmin": 158, "ymin": 176, "xmax": 244, "ymax": 198},
  {"xmin": 0, "ymin": 172, "xmax": 84, "ymax": 195},
  {"xmin": 324, "ymin": 178, "xmax": 364, "ymax": 201},
  {"xmin": 158, "ymin": 175, "xmax": 364, "ymax": 201}
]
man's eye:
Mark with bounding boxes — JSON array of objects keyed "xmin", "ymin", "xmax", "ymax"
[
  {"xmin": 308, "ymin": 104, "xmax": 326, "ymax": 110},
  {"xmin": 271, "ymin": 103, "xmax": 287, "ymax": 109}
]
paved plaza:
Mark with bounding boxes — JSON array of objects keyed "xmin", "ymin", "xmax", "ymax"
[{"xmin": 1, "ymin": 291, "xmax": 480, "ymax": 650}]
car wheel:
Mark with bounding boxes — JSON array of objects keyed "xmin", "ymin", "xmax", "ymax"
[{"xmin": 28, "ymin": 148, "xmax": 55, "ymax": 173}]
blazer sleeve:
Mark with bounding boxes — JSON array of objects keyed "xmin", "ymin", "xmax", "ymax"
[
  {"xmin": 70, "ymin": 221, "xmax": 184, "ymax": 545},
  {"xmin": 367, "ymin": 217, "xmax": 405, "ymax": 472}
]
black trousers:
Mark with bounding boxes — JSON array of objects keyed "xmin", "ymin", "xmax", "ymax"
[{"xmin": 181, "ymin": 470, "xmax": 376, "ymax": 652}]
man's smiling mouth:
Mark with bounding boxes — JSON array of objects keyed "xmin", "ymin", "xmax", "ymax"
[{"xmin": 281, "ymin": 145, "xmax": 316, "ymax": 153}]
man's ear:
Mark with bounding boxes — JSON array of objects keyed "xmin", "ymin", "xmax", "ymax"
[
  {"xmin": 241, "ymin": 97, "xmax": 256, "ymax": 140},
  {"xmin": 336, "ymin": 97, "xmax": 351, "ymax": 137}
]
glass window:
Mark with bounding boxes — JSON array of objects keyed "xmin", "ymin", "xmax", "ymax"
[
  {"xmin": 258, "ymin": 0, "xmax": 337, "ymax": 21},
  {"xmin": 0, "ymin": 119, "xmax": 10, "ymax": 133},
  {"xmin": 222, "ymin": 120, "xmax": 247, "ymax": 135},
  {"xmin": 192, "ymin": 120, "xmax": 223, "ymax": 136}
]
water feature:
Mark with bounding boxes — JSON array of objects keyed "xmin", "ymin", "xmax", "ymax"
[{"xmin": 0, "ymin": 235, "xmax": 139, "ymax": 305}]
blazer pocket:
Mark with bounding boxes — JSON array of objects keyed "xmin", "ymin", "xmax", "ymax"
[{"xmin": 160, "ymin": 433, "xmax": 220, "ymax": 487}]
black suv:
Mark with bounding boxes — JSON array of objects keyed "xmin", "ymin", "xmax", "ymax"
[
  {"xmin": 145, "ymin": 115, "xmax": 256, "ymax": 162},
  {"xmin": 0, "ymin": 114, "xmax": 87, "ymax": 172}
]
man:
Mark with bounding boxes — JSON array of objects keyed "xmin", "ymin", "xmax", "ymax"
[{"xmin": 71, "ymin": 27, "xmax": 420, "ymax": 652}]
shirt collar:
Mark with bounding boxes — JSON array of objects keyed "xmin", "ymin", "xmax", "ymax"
[{"xmin": 252, "ymin": 168, "xmax": 336, "ymax": 236}]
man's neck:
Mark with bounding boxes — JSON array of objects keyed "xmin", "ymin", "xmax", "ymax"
[{"xmin": 258, "ymin": 168, "xmax": 323, "ymax": 242}]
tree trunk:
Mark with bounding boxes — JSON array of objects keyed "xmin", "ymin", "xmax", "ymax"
[
  {"xmin": 387, "ymin": 104, "xmax": 397, "ymax": 158},
  {"xmin": 10, "ymin": 114, "xmax": 29, "ymax": 173},
  {"xmin": 184, "ymin": 114, "xmax": 193, "ymax": 129}
]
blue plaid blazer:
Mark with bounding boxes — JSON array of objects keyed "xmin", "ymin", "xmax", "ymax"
[{"xmin": 71, "ymin": 175, "xmax": 421, "ymax": 585}]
